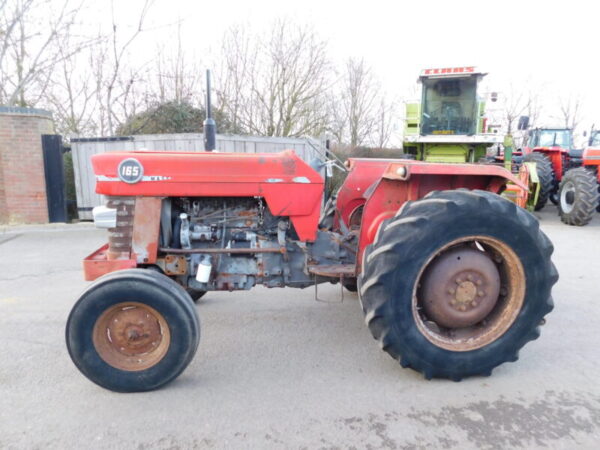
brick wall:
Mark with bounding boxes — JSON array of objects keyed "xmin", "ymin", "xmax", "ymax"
[{"xmin": 0, "ymin": 108, "xmax": 55, "ymax": 224}]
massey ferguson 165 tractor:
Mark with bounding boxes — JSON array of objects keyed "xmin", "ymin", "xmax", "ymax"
[
  {"xmin": 556, "ymin": 130, "xmax": 600, "ymax": 225},
  {"xmin": 66, "ymin": 76, "xmax": 558, "ymax": 393}
]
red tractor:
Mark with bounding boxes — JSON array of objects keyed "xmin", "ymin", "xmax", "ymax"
[
  {"xmin": 556, "ymin": 130, "xmax": 600, "ymax": 225},
  {"xmin": 65, "ymin": 147, "xmax": 558, "ymax": 392},
  {"xmin": 65, "ymin": 73, "xmax": 557, "ymax": 392},
  {"xmin": 518, "ymin": 127, "xmax": 583, "ymax": 210}
]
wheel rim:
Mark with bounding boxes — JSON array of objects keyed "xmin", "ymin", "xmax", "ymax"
[
  {"xmin": 93, "ymin": 302, "xmax": 171, "ymax": 371},
  {"xmin": 413, "ymin": 236, "xmax": 525, "ymax": 352},
  {"xmin": 560, "ymin": 181, "xmax": 576, "ymax": 214}
]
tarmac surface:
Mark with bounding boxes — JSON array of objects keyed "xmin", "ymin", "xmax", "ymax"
[{"xmin": 1, "ymin": 207, "xmax": 599, "ymax": 449}]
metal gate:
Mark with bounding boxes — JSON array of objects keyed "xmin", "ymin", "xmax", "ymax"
[{"xmin": 42, "ymin": 134, "xmax": 67, "ymax": 223}]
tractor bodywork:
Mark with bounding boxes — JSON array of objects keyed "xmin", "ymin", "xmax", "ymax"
[
  {"xmin": 68, "ymin": 147, "xmax": 555, "ymax": 393},
  {"xmin": 555, "ymin": 132, "xmax": 600, "ymax": 225},
  {"xmin": 583, "ymin": 131, "xmax": 600, "ymax": 182},
  {"xmin": 84, "ymin": 150, "xmax": 527, "ymax": 288},
  {"xmin": 522, "ymin": 128, "xmax": 582, "ymax": 181}
]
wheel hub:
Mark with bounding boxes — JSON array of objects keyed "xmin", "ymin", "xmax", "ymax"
[
  {"xmin": 420, "ymin": 247, "xmax": 501, "ymax": 329},
  {"xmin": 93, "ymin": 302, "xmax": 170, "ymax": 371},
  {"xmin": 560, "ymin": 181, "xmax": 576, "ymax": 213}
]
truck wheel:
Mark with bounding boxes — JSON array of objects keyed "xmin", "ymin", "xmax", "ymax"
[
  {"xmin": 66, "ymin": 269, "xmax": 200, "ymax": 392},
  {"xmin": 558, "ymin": 168, "xmax": 599, "ymax": 226},
  {"xmin": 358, "ymin": 190, "xmax": 557, "ymax": 380},
  {"xmin": 524, "ymin": 152, "xmax": 554, "ymax": 210}
]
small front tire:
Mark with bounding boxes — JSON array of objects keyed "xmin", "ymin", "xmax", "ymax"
[{"xmin": 66, "ymin": 269, "xmax": 200, "ymax": 392}]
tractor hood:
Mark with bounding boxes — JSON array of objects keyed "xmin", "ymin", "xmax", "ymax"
[{"xmin": 91, "ymin": 150, "xmax": 324, "ymax": 241}]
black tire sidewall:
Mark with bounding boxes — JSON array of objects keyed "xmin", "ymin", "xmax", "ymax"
[
  {"xmin": 365, "ymin": 203, "xmax": 551, "ymax": 376},
  {"xmin": 66, "ymin": 273, "xmax": 199, "ymax": 392}
]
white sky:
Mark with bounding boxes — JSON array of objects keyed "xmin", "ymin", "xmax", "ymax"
[{"xmin": 82, "ymin": 0, "xmax": 597, "ymax": 139}]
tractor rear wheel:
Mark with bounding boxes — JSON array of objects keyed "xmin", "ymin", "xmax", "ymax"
[
  {"xmin": 558, "ymin": 168, "xmax": 599, "ymax": 226},
  {"xmin": 358, "ymin": 190, "xmax": 557, "ymax": 380},
  {"xmin": 524, "ymin": 152, "xmax": 554, "ymax": 210},
  {"xmin": 66, "ymin": 269, "xmax": 200, "ymax": 392}
]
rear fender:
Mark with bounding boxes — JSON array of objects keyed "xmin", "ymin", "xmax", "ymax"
[
  {"xmin": 532, "ymin": 147, "xmax": 567, "ymax": 180},
  {"xmin": 583, "ymin": 148, "xmax": 600, "ymax": 182},
  {"xmin": 356, "ymin": 161, "xmax": 527, "ymax": 273}
]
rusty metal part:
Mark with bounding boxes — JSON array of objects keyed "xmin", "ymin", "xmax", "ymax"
[
  {"xmin": 420, "ymin": 247, "xmax": 500, "ymax": 328},
  {"xmin": 106, "ymin": 197, "xmax": 135, "ymax": 260},
  {"xmin": 413, "ymin": 236, "xmax": 525, "ymax": 352},
  {"xmin": 157, "ymin": 255, "xmax": 188, "ymax": 275},
  {"xmin": 308, "ymin": 263, "xmax": 356, "ymax": 278},
  {"xmin": 159, "ymin": 247, "xmax": 284, "ymax": 254},
  {"xmin": 348, "ymin": 205, "xmax": 364, "ymax": 229},
  {"xmin": 131, "ymin": 197, "xmax": 162, "ymax": 264},
  {"xmin": 92, "ymin": 302, "xmax": 170, "ymax": 371}
]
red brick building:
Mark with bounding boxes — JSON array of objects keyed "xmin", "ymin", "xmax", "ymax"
[{"xmin": 0, "ymin": 107, "xmax": 55, "ymax": 224}]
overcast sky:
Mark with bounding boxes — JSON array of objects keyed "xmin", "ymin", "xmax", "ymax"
[{"xmin": 83, "ymin": 0, "xmax": 596, "ymax": 137}]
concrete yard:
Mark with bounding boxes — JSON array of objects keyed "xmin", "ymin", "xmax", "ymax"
[{"xmin": 0, "ymin": 208, "xmax": 599, "ymax": 449}]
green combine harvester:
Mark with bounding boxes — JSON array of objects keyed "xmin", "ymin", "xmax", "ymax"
[
  {"xmin": 403, "ymin": 66, "xmax": 503, "ymax": 163},
  {"xmin": 402, "ymin": 66, "xmax": 540, "ymax": 210}
]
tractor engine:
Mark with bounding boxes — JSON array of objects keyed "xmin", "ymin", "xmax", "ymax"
[{"xmin": 153, "ymin": 196, "xmax": 352, "ymax": 292}]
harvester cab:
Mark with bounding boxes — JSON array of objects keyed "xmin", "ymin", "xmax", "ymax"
[{"xmin": 404, "ymin": 67, "xmax": 502, "ymax": 163}]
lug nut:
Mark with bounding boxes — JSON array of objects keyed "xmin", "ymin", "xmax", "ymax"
[
  {"xmin": 467, "ymin": 274, "xmax": 473, "ymax": 281},
  {"xmin": 476, "ymin": 280, "xmax": 482, "ymax": 286},
  {"xmin": 478, "ymin": 291, "xmax": 485, "ymax": 297},
  {"xmin": 448, "ymin": 288, "xmax": 455, "ymax": 294},
  {"xmin": 455, "ymin": 278, "xmax": 462, "ymax": 284}
]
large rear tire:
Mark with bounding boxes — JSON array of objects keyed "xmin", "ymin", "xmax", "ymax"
[
  {"xmin": 524, "ymin": 152, "xmax": 554, "ymax": 210},
  {"xmin": 66, "ymin": 269, "xmax": 200, "ymax": 392},
  {"xmin": 358, "ymin": 190, "xmax": 557, "ymax": 380},
  {"xmin": 558, "ymin": 168, "xmax": 599, "ymax": 226}
]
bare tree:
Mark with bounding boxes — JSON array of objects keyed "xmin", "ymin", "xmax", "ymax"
[
  {"xmin": 217, "ymin": 20, "xmax": 330, "ymax": 137},
  {"xmin": 500, "ymin": 82, "xmax": 532, "ymax": 134},
  {"xmin": 328, "ymin": 57, "xmax": 392, "ymax": 148},
  {"xmin": 93, "ymin": 0, "xmax": 153, "ymax": 135},
  {"xmin": 43, "ymin": 35, "xmax": 102, "ymax": 136},
  {"xmin": 0, "ymin": 0, "xmax": 89, "ymax": 107},
  {"xmin": 371, "ymin": 97, "xmax": 397, "ymax": 149},
  {"xmin": 558, "ymin": 94, "xmax": 583, "ymax": 131},
  {"xmin": 152, "ymin": 25, "xmax": 203, "ymax": 106}
]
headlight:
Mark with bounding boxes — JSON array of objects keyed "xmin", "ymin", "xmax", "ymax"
[{"xmin": 92, "ymin": 205, "xmax": 117, "ymax": 229}]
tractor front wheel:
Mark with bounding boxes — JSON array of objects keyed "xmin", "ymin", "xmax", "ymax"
[
  {"xmin": 66, "ymin": 269, "xmax": 200, "ymax": 392},
  {"xmin": 524, "ymin": 152, "xmax": 554, "ymax": 210},
  {"xmin": 358, "ymin": 190, "xmax": 557, "ymax": 380},
  {"xmin": 558, "ymin": 168, "xmax": 599, "ymax": 226}
]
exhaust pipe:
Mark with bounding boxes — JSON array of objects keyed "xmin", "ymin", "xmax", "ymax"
[{"xmin": 203, "ymin": 69, "xmax": 217, "ymax": 152}]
